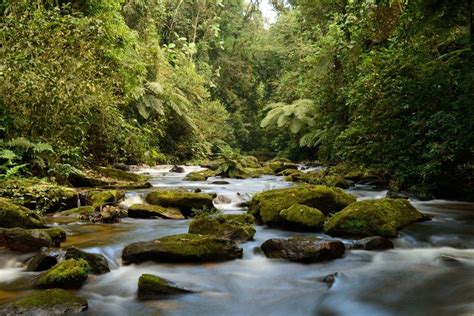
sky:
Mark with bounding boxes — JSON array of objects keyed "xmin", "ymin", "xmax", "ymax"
[{"xmin": 259, "ymin": 1, "xmax": 278, "ymax": 25}]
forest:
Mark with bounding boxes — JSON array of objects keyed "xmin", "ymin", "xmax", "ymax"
[{"xmin": 0, "ymin": 1, "xmax": 473, "ymax": 315}]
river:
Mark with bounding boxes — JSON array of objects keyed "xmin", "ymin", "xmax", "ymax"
[{"xmin": 1, "ymin": 166, "xmax": 473, "ymax": 315}]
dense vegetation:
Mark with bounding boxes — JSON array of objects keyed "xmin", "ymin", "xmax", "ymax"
[{"xmin": 1, "ymin": 0, "xmax": 473, "ymax": 200}]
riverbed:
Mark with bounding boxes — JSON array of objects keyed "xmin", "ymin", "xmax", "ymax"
[{"xmin": 1, "ymin": 166, "xmax": 473, "ymax": 315}]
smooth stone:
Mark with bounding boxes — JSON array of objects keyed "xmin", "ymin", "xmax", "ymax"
[{"xmin": 138, "ymin": 274, "xmax": 193, "ymax": 300}]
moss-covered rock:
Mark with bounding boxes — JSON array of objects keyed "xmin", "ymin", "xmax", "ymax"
[
  {"xmin": 90, "ymin": 205, "xmax": 124, "ymax": 223},
  {"xmin": 188, "ymin": 214, "xmax": 256, "ymax": 242},
  {"xmin": 0, "ymin": 228, "xmax": 53, "ymax": 251},
  {"xmin": 279, "ymin": 204, "xmax": 326, "ymax": 230},
  {"xmin": 324, "ymin": 198, "xmax": 427, "ymax": 237},
  {"xmin": 352, "ymin": 236, "xmax": 394, "ymax": 250},
  {"xmin": 128, "ymin": 204, "xmax": 185, "ymax": 219},
  {"xmin": 138, "ymin": 274, "xmax": 193, "ymax": 300},
  {"xmin": 97, "ymin": 167, "xmax": 148, "ymax": 182},
  {"xmin": 57, "ymin": 206, "xmax": 95, "ymax": 218},
  {"xmin": 285, "ymin": 170, "xmax": 349, "ymax": 189},
  {"xmin": 0, "ymin": 179, "xmax": 78, "ymax": 213},
  {"xmin": 248, "ymin": 185, "xmax": 356, "ymax": 225},
  {"xmin": 261, "ymin": 237, "xmax": 345, "ymax": 263},
  {"xmin": 328, "ymin": 163, "xmax": 389, "ymax": 183},
  {"xmin": 122, "ymin": 233, "xmax": 243, "ymax": 264},
  {"xmin": 243, "ymin": 166, "xmax": 275, "ymax": 177},
  {"xmin": 36, "ymin": 259, "xmax": 90, "ymax": 289},
  {"xmin": 34, "ymin": 228, "xmax": 67, "ymax": 246},
  {"xmin": 85, "ymin": 190, "xmax": 124, "ymax": 206},
  {"xmin": 0, "ymin": 289, "xmax": 88, "ymax": 314},
  {"xmin": 264, "ymin": 161, "xmax": 299, "ymax": 174},
  {"xmin": 65, "ymin": 247, "xmax": 110, "ymax": 274},
  {"xmin": 0, "ymin": 198, "xmax": 46, "ymax": 229},
  {"xmin": 279, "ymin": 169, "xmax": 303, "ymax": 177},
  {"xmin": 146, "ymin": 190, "xmax": 214, "ymax": 217},
  {"xmin": 184, "ymin": 169, "xmax": 216, "ymax": 181}
]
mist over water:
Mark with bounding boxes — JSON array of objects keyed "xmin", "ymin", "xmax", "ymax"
[{"xmin": 1, "ymin": 166, "xmax": 473, "ymax": 315}]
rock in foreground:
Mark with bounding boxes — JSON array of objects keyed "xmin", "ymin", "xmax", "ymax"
[
  {"xmin": 324, "ymin": 198, "xmax": 427, "ymax": 237},
  {"xmin": 122, "ymin": 233, "xmax": 242, "ymax": 264},
  {"xmin": 138, "ymin": 274, "xmax": 193, "ymax": 300},
  {"xmin": 0, "ymin": 289, "xmax": 88, "ymax": 315},
  {"xmin": 0, "ymin": 198, "xmax": 46, "ymax": 229},
  {"xmin": 261, "ymin": 237, "xmax": 345, "ymax": 263},
  {"xmin": 248, "ymin": 185, "xmax": 356, "ymax": 225},
  {"xmin": 188, "ymin": 214, "xmax": 256, "ymax": 242},
  {"xmin": 0, "ymin": 228, "xmax": 53, "ymax": 252},
  {"xmin": 128, "ymin": 204, "xmax": 184, "ymax": 219},
  {"xmin": 35, "ymin": 259, "xmax": 90, "ymax": 289}
]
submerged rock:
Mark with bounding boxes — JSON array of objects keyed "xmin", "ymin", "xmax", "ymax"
[
  {"xmin": 128, "ymin": 204, "xmax": 185, "ymax": 219},
  {"xmin": 260, "ymin": 237, "xmax": 345, "ymax": 263},
  {"xmin": 352, "ymin": 236, "xmax": 394, "ymax": 250},
  {"xmin": 138, "ymin": 274, "xmax": 193, "ymax": 300},
  {"xmin": 0, "ymin": 228, "xmax": 53, "ymax": 252},
  {"xmin": 170, "ymin": 165, "xmax": 186, "ymax": 173},
  {"xmin": 35, "ymin": 259, "xmax": 90, "ymax": 289},
  {"xmin": 65, "ymin": 247, "xmax": 110, "ymax": 274},
  {"xmin": 184, "ymin": 169, "xmax": 216, "ymax": 181},
  {"xmin": 122, "ymin": 233, "xmax": 243, "ymax": 264},
  {"xmin": 279, "ymin": 204, "xmax": 326, "ymax": 230},
  {"xmin": 188, "ymin": 214, "xmax": 256, "ymax": 243},
  {"xmin": 146, "ymin": 190, "xmax": 214, "ymax": 217},
  {"xmin": 248, "ymin": 185, "xmax": 356, "ymax": 225},
  {"xmin": 0, "ymin": 289, "xmax": 88, "ymax": 315},
  {"xmin": 0, "ymin": 198, "xmax": 46, "ymax": 229},
  {"xmin": 26, "ymin": 248, "xmax": 64, "ymax": 272},
  {"xmin": 324, "ymin": 198, "xmax": 427, "ymax": 237}
]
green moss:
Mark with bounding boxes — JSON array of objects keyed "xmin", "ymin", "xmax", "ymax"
[
  {"xmin": 5, "ymin": 289, "xmax": 87, "ymax": 312},
  {"xmin": 279, "ymin": 169, "xmax": 303, "ymax": 177},
  {"xmin": 0, "ymin": 227, "xmax": 53, "ymax": 251},
  {"xmin": 36, "ymin": 259, "xmax": 90, "ymax": 289},
  {"xmin": 86, "ymin": 190, "xmax": 123, "ymax": 206},
  {"xmin": 324, "ymin": 198, "xmax": 426, "ymax": 237},
  {"xmin": 58, "ymin": 206, "xmax": 95, "ymax": 218},
  {"xmin": 188, "ymin": 214, "xmax": 256, "ymax": 242},
  {"xmin": 138, "ymin": 274, "xmax": 191, "ymax": 299},
  {"xmin": 264, "ymin": 161, "xmax": 298, "ymax": 174},
  {"xmin": 243, "ymin": 166, "xmax": 275, "ymax": 177},
  {"xmin": 184, "ymin": 169, "xmax": 216, "ymax": 181},
  {"xmin": 145, "ymin": 190, "xmax": 213, "ymax": 216},
  {"xmin": 128, "ymin": 204, "xmax": 185, "ymax": 219},
  {"xmin": 34, "ymin": 227, "xmax": 67, "ymax": 246},
  {"xmin": 0, "ymin": 179, "xmax": 78, "ymax": 213},
  {"xmin": 0, "ymin": 198, "xmax": 46, "ymax": 228},
  {"xmin": 328, "ymin": 163, "xmax": 389, "ymax": 182},
  {"xmin": 279, "ymin": 204, "xmax": 326, "ymax": 230},
  {"xmin": 285, "ymin": 171, "xmax": 349, "ymax": 189},
  {"xmin": 248, "ymin": 185, "xmax": 356, "ymax": 225},
  {"xmin": 97, "ymin": 167, "xmax": 148, "ymax": 182}
]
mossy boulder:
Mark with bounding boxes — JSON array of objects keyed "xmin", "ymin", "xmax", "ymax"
[
  {"xmin": 352, "ymin": 236, "xmax": 394, "ymax": 250},
  {"xmin": 145, "ymin": 190, "xmax": 214, "ymax": 217},
  {"xmin": 286, "ymin": 171, "xmax": 349, "ymax": 189},
  {"xmin": 138, "ymin": 274, "xmax": 193, "ymax": 300},
  {"xmin": 0, "ymin": 179, "xmax": 78, "ymax": 213},
  {"xmin": 0, "ymin": 228, "xmax": 53, "ymax": 252},
  {"xmin": 97, "ymin": 167, "xmax": 148, "ymax": 182},
  {"xmin": 329, "ymin": 163, "xmax": 389, "ymax": 183},
  {"xmin": 0, "ymin": 289, "xmax": 88, "ymax": 314},
  {"xmin": 0, "ymin": 198, "xmax": 46, "ymax": 229},
  {"xmin": 265, "ymin": 161, "xmax": 299, "ymax": 174},
  {"xmin": 35, "ymin": 259, "xmax": 90, "ymax": 289},
  {"xmin": 248, "ymin": 185, "xmax": 356, "ymax": 225},
  {"xmin": 128, "ymin": 204, "xmax": 185, "ymax": 219},
  {"xmin": 57, "ymin": 206, "xmax": 95, "ymax": 218},
  {"xmin": 35, "ymin": 228, "xmax": 67, "ymax": 246},
  {"xmin": 261, "ymin": 237, "xmax": 345, "ymax": 263},
  {"xmin": 243, "ymin": 166, "xmax": 275, "ymax": 177},
  {"xmin": 184, "ymin": 169, "xmax": 216, "ymax": 181},
  {"xmin": 65, "ymin": 247, "xmax": 110, "ymax": 274},
  {"xmin": 324, "ymin": 198, "xmax": 427, "ymax": 237},
  {"xmin": 188, "ymin": 214, "xmax": 256, "ymax": 243},
  {"xmin": 122, "ymin": 233, "xmax": 243, "ymax": 264},
  {"xmin": 85, "ymin": 190, "xmax": 123, "ymax": 206},
  {"xmin": 279, "ymin": 204, "xmax": 326, "ymax": 230}
]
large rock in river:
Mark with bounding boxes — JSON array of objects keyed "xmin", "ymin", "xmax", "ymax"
[
  {"xmin": 0, "ymin": 289, "xmax": 88, "ymax": 315},
  {"xmin": 146, "ymin": 190, "xmax": 214, "ymax": 217},
  {"xmin": 261, "ymin": 237, "xmax": 345, "ymax": 263},
  {"xmin": 279, "ymin": 204, "xmax": 326, "ymax": 230},
  {"xmin": 0, "ymin": 198, "xmax": 46, "ymax": 229},
  {"xmin": 26, "ymin": 248, "xmax": 64, "ymax": 272},
  {"xmin": 35, "ymin": 259, "xmax": 90, "ymax": 289},
  {"xmin": 128, "ymin": 204, "xmax": 185, "ymax": 219},
  {"xmin": 65, "ymin": 247, "xmax": 110, "ymax": 274},
  {"xmin": 324, "ymin": 198, "xmax": 427, "ymax": 237},
  {"xmin": 0, "ymin": 228, "xmax": 53, "ymax": 252},
  {"xmin": 122, "ymin": 233, "xmax": 243, "ymax": 264},
  {"xmin": 188, "ymin": 214, "xmax": 256, "ymax": 242},
  {"xmin": 248, "ymin": 185, "xmax": 356, "ymax": 225},
  {"xmin": 138, "ymin": 274, "xmax": 193, "ymax": 300}
]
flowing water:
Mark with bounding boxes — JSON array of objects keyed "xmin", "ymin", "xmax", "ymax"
[{"xmin": 1, "ymin": 166, "xmax": 474, "ymax": 315}]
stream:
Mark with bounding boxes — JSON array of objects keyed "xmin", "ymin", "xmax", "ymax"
[{"xmin": 1, "ymin": 166, "xmax": 474, "ymax": 315}]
